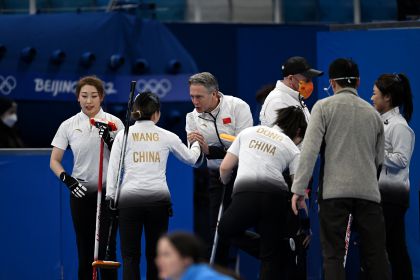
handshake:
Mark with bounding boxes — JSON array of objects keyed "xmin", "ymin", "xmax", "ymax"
[{"xmin": 60, "ymin": 172, "xmax": 87, "ymax": 198}]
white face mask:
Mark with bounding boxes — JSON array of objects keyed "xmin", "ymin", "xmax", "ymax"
[{"xmin": 2, "ymin": 113, "xmax": 18, "ymax": 128}]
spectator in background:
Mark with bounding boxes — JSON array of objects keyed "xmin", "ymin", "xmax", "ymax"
[
  {"xmin": 0, "ymin": 96, "xmax": 24, "ymax": 148},
  {"xmin": 156, "ymin": 232, "xmax": 236, "ymax": 280}
]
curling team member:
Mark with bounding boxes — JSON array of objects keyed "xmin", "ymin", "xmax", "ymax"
[
  {"xmin": 218, "ymin": 106, "xmax": 309, "ymax": 280},
  {"xmin": 186, "ymin": 72, "xmax": 253, "ymax": 264},
  {"xmin": 259, "ymin": 56, "xmax": 322, "ymax": 278},
  {"xmin": 106, "ymin": 91, "xmax": 202, "ymax": 280},
  {"xmin": 372, "ymin": 73, "xmax": 415, "ymax": 279},
  {"xmin": 50, "ymin": 76, "xmax": 123, "ymax": 280}
]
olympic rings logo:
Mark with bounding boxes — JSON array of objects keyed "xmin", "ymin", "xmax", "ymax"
[
  {"xmin": 136, "ymin": 79, "xmax": 172, "ymax": 98},
  {"xmin": 0, "ymin": 75, "xmax": 17, "ymax": 95}
]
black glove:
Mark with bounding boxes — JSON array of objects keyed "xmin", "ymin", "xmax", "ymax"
[
  {"xmin": 98, "ymin": 124, "xmax": 114, "ymax": 150},
  {"xmin": 60, "ymin": 172, "xmax": 87, "ymax": 198},
  {"xmin": 206, "ymin": 145, "xmax": 227, "ymax": 159}
]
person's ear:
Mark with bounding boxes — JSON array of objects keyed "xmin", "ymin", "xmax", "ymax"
[
  {"xmin": 330, "ymin": 79, "xmax": 336, "ymax": 90},
  {"xmin": 383, "ymin": 94, "xmax": 392, "ymax": 104},
  {"xmin": 355, "ymin": 78, "xmax": 361, "ymax": 89}
]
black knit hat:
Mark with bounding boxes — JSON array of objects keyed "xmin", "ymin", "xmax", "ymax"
[
  {"xmin": 282, "ymin": 56, "xmax": 323, "ymax": 78},
  {"xmin": 0, "ymin": 96, "xmax": 13, "ymax": 116}
]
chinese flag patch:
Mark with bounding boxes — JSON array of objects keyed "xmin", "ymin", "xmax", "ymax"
[{"xmin": 223, "ymin": 117, "xmax": 231, "ymax": 124}]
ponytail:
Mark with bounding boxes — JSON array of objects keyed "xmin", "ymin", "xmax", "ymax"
[
  {"xmin": 397, "ymin": 73, "xmax": 413, "ymax": 123},
  {"xmin": 375, "ymin": 73, "xmax": 413, "ymax": 123},
  {"xmin": 131, "ymin": 91, "xmax": 161, "ymax": 121}
]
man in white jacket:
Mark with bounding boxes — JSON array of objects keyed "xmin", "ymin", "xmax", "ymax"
[
  {"xmin": 186, "ymin": 72, "xmax": 253, "ymax": 265},
  {"xmin": 260, "ymin": 56, "xmax": 323, "ymax": 126}
]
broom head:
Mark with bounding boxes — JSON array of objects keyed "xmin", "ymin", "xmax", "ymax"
[{"xmin": 92, "ymin": 260, "xmax": 121, "ymax": 269}]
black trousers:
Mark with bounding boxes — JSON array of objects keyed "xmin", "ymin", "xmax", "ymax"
[
  {"xmin": 382, "ymin": 202, "xmax": 413, "ymax": 280},
  {"xmin": 218, "ymin": 191, "xmax": 290, "ymax": 280},
  {"xmin": 318, "ymin": 198, "xmax": 390, "ymax": 280},
  {"xmin": 118, "ymin": 205, "xmax": 169, "ymax": 280},
  {"xmin": 208, "ymin": 169, "xmax": 234, "ymax": 266},
  {"xmin": 70, "ymin": 192, "xmax": 117, "ymax": 280}
]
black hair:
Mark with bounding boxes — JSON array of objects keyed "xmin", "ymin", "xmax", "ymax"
[
  {"xmin": 275, "ymin": 106, "xmax": 307, "ymax": 139},
  {"xmin": 131, "ymin": 91, "xmax": 160, "ymax": 121},
  {"xmin": 162, "ymin": 232, "xmax": 206, "ymax": 263},
  {"xmin": 375, "ymin": 73, "xmax": 413, "ymax": 122},
  {"xmin": 328, "ymin": 58, "xmax": 359, "ymax": 88}
]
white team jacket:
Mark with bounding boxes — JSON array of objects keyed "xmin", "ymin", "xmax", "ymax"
[
  {"xmin": 186, "ymin": 92, "xmax": 253, "ymax": 169},
  {"xmin": 379, "ymin": 107, "xmax": 415, "ymax": 206},
  {"xmin": 106, "ymin": 120, "xmax": 201, "ymax": 207},
  {"xmin": 259, "ymin": 80, "xmax": 310, "ymax": 126}
]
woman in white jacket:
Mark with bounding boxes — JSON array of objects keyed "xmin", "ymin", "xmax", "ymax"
[
  {"xmin": 106, "ymin": 91, "xmax": 202, "ymax": 280},
  {"xmin": 371, "ymin": 73, "xmax": 415, "ymax": 280}
]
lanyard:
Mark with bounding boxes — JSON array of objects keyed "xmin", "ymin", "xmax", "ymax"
[{"xmin": 198, "ymin": 110, "xmax": 227, "ymax": 150}]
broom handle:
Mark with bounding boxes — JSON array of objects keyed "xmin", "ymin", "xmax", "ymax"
[
  {"xmin": 343, "ymin": 213, "xmax": 353, "ymax": 268},
  {"xmin": 92, "ymin": 139, "xmax": 104, "ymax": 280},
  {"xmin": 114, "ymin": 81, "xmax": 136, "ymax": 209}
]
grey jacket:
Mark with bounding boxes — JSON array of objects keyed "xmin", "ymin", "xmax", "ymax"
[{"xmin": 291, "ymin": 88, "xmax": 384, "ymax": 203}]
